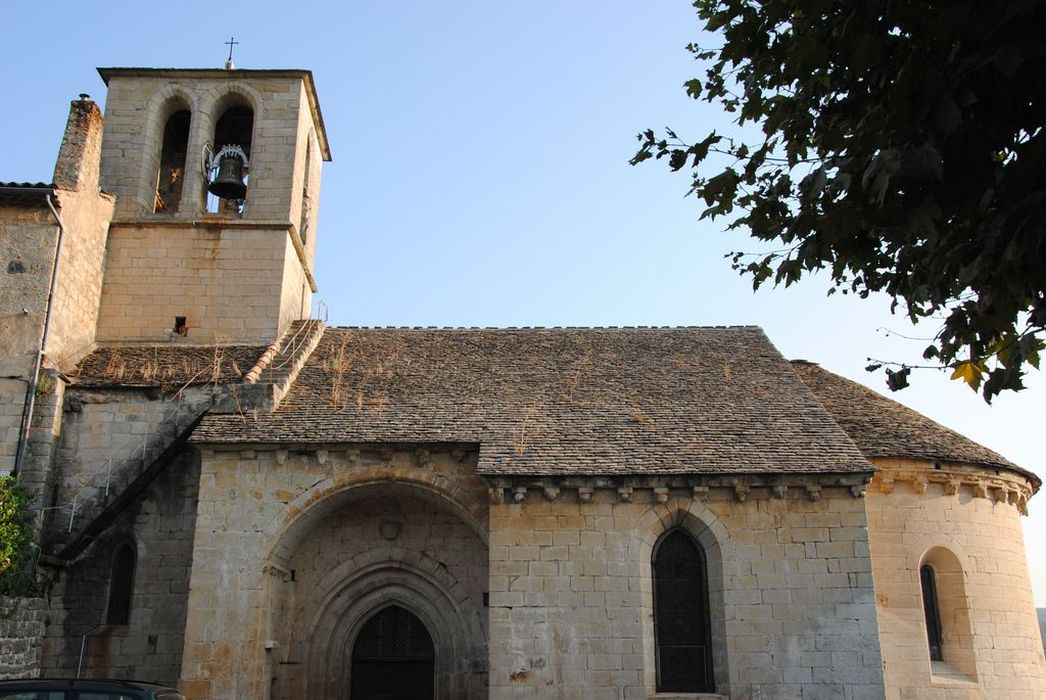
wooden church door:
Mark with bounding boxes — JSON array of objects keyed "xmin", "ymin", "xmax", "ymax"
[{"xmin": 350, "ymin": 605, "xmax": 435, "ymax": 699}]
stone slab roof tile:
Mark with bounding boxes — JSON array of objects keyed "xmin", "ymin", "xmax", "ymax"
[
  {"xmin": 193, "ymin": 327, "xmax": 873, "ymax": 476},
  {"xmin": 72, "ymin": 344, "xmax": 268, "ymax": 387},
  {"xmin": 0, "ymin": 182, "xmax": 55, "ymax": 206},
  {"xmin": 791, "ymin": 360, "xmax": 1039, "ymax": 486}
]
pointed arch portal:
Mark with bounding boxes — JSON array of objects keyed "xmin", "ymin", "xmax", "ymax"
[{"xmin": 350, "ymin": 605, "xmax": 435, "ymax": 700}]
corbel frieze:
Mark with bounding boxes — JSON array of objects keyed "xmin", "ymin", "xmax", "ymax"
[
  {"xmin": 484, "ymin": 472, "xmax": 872, "ymax": 506},
  {"xmin": 873, "ymin": 463, "xmax": 1035, "ymax": 507}
]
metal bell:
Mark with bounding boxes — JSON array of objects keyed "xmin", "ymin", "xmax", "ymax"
[{"xmin": 207, "ymin": 154, "xmax": 247, "ymax": 200}]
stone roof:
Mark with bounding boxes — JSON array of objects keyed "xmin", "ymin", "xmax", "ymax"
[
  {"xmin": 192, "ymin": 327, "xmax": 873, "ymax": 476},
  {"xmin": 791, "ymin": 360, "xmax": 1039, "ymax": 486},
  {"xmin": 71, "ymin": 344, "xmax": 268, "ymax": 388},
  {"xmin": 0, "ymin": 182, "xmax": 54, "ymax": 206}
]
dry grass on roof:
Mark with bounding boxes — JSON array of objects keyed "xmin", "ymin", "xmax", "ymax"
[
  {"xmin": 72, "ymin": 344, "xmax": 268, "ymax": 387},
  {"xmin": 195, "ymin": 327, "xmax": 874, "ymax": 477}
]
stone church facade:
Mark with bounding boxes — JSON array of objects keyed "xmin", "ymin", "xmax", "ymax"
[{"xmin": 1, "ymin": 66, "xmax": 1044, "ymax": 699}]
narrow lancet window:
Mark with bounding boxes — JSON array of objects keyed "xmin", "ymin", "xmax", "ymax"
[
  {"xmin": 154, "ymin": 110, "xmax": 190, "ymax": 213},
  {"xmin": 920, "ymin": 563, "xmax": 944, "ymax": 661},
  {"xmin": 299, "ymin": 138, "xmax": 313, "ymax": 245},
  {"xmin": 653, "ymin": 529, "xmax": 715, "ymax": 692},
  {"xmin": 105, "ymin": 542, "xmax": 136, "ymax": 625}
]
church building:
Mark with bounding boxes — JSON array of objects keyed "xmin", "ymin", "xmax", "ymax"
[{"xmin": 1, "ymin": 65, "xmax": 1044, "ymax": 699}]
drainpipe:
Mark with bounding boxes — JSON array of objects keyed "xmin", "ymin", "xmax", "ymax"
[
  {"xmin": 76, "ymin": 623, "xmax": 106, "ymax": 678},
  {"xmin": 12, "ymin": 189, "xmax": 65, "ymax": 478}
]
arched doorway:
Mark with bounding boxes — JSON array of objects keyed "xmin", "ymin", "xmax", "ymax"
[{"xmin": 350, "ymin": 605, "xmax": 435, "ymax": 699}]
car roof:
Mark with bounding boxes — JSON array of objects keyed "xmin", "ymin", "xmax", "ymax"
[{"xmin": 0, "ymin": 678, "xmax": 177, "ymax": 690}]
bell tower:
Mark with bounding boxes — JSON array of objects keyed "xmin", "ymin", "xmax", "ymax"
[{"xmin": 93, "ymin": 67, "xmax": 330, "ymax": 344}]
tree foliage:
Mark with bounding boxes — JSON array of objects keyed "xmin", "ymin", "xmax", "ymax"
[
  {"xmin": 0, "ymin": 476, "xmax": 37, "ymax": 596},
  {"xmin": 632, "ymin": 0, "xmax": 1045, "ymax": 400}
]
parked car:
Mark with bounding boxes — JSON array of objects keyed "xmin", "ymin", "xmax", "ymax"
[{"xmin": 0, "ymin": 679, "xmax": 185, "ymax": 700}]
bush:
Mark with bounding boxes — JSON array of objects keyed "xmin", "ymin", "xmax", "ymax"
[{"xmin": 0, "ymin": 476, "xmax": 37, "ymax": 596}]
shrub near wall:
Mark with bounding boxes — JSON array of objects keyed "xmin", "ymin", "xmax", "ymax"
[
  {"xmin": 0, "ymin": 476, "xmax": 44, "ymax": 678},
  {"xmin": 0, "ymin": 476, "xmax": 36, "ymax": 596}
]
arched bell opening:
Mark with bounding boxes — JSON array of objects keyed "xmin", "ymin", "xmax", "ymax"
[
  {"xmin": 206, "ymin": 101, "xmax": 254, "ymax": 213},
  {"xmin": 349, "ymin": 605, "xmax": 435, "ymax": 700},
  {"xmin": 153, "ymin": 108, "xmax": 190, "ymax": 213}
]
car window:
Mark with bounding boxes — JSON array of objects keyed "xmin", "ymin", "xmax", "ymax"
[
  {"xmin": 77, "ymin": 694, "xmax": 138, "ymax": 700},
  {"xmin": 0, "ymin": 693, "xmax": 65, "ymax": 700}
]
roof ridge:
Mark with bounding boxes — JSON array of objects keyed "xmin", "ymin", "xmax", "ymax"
[{"xmin": 326, "ymin": 325, "xmax": 764, "ymax": 331}]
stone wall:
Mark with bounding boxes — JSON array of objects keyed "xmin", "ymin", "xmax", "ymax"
[
  {"xmin": 94, "ymin": 223, "xmax": 294, "ymax": 344},
  {"xmin": 0, "ymin": 596, "xmax": 46, "ymax": 680},
  {"xmin": 277, "ymin": 234, "xmax": 310, "ymax": 337},
  {"xmin": 41, "ymin": 448, "xmax": 201, "ymax": 685},
  {"xmin": 47, "ymin": 184, "xmax": 114, "ymax": 368},
  {"xmin": 866, "ymin": 458, "xmax": 1046, "ymax": 699},
  {"xmin": 487, "ymin": 478, "xmax": 883, "ymax": 700},
  {"xmin": 48, "ymin": 97, "xmax": 114, "ymax": 369},
  {"xmin": 179, "ymin": 445, "xmax": 489, "ymax": 700},
  {"xmin": 0, "ymin": 205, "xmax": 56, "ymax": 374},
  {"xmin": 49, "ymin": 385, "xmax": 214, "ymax": 532}
]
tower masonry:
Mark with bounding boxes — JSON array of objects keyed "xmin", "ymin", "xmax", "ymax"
[{"xmin": 94, "ymin": 68, "xmax": 331, "ymax": 345}]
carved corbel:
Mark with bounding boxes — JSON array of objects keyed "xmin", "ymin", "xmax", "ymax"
[
  {"xmin": 805, "ymin": 484, "xmax": 822, "ymax": 502},
  {"xmin": 653, "ymin": 487, "xmax": 669, "ymax": 504},
  {"xmin": 577, "ymin": 486, "xmax": 594, "ymax": 503},
  {"xmin": 511, "ymin": 486, "xmax": 527, "ymax": 504}
]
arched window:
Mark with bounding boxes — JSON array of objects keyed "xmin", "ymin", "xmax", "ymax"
[
  {"xmin": 918, "ymin": 547, "xmax": 976, "ymax": 677},
  {"xmin": 299, "ymin": 136, "xmax": 313, "ymax": 246},
  {"xmin": 653, "ymin": 529, "xmax": 714, "ymax": 693},
  {"xmin": 154, "ymin": 109, "xmax": 190, "ymax": 213},
  {"xmin": 105, "ymin": 542, "xmax": 136, "ymax": 625},
  {"xmin": 350, "ymin": 605, "xmax": 435, "ymax": 699},
  {"xmin": 920, "ymin": 564, "xmax": 944, "ymax": 661}
]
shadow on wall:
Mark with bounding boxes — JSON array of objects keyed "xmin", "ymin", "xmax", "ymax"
[{"xmin": 1038, "ymin": 608, "xmax": 1045, "ymax": 654}]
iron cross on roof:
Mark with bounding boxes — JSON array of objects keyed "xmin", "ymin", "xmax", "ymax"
[{"xmin": 224, "ymin": 36, "xmax": 239, "ymax": 69}]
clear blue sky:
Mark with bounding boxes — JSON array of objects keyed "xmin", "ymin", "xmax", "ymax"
[{"xmin": 3, "ymin": 1, "xmax": 1043, "ymax": 604}]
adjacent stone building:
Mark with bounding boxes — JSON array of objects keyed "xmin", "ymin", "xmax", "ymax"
[{"xmin": 1, "ymin": 64, "xmax": 1044, "ymax": 699}]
